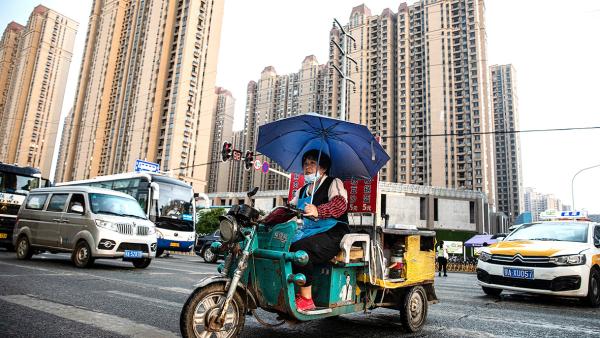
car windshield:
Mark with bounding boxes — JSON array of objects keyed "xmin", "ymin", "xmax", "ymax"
[
  {"xmin": 0, "ymin": 172, "xmax": 40, "ymax": 195},
  {"xmin": 504, "ymin": 222, "xmax": 589, "ymax": 243},
  {"xmin": 89, "ymin": 193, "xmax": 147, "ymax": 219}
]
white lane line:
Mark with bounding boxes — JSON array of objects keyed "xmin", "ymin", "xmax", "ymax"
[
  {"xmin": 0, "ymin": 261, "xmax": 51, "ymax": 272},
  {"xmin": 427, "ymin": 325, "xmax": 503, "ymax": 338},
  {"xmin": 147, "ymin": 272, "xmax": 175, "ymax": 275},
  {"xmin": 0, "ymin": 273, "xmax": 76, "ymax": 278},
  {"xmin": 106, "ymin": 290, "xmax": 182, "ymax": 308},
  {"xmin": 147, "ymin": 264, "xmax": 209, "ymax": 274},
  {"xmin": 0, "ymin": 294, "xmax": 177, "ymax": 338}
]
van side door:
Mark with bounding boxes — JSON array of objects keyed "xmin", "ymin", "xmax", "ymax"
[
  {"xmin": 59, "ymin": 193, "xmax": 89, "ymax": 249},
  {"xmin": 38, "ymin": 193, "xmax": 69, "ymax": 248}
]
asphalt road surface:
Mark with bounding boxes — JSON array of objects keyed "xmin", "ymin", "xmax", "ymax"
[{"xmin": 1, "ymin": 249, "xmax": 599, "ymax": 337}]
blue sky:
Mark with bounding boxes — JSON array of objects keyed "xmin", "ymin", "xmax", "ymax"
[{"xmin": 2, "ymin": 1, "xmax": 599, "ymax": 213}]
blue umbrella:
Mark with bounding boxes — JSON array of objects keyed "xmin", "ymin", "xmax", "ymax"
[{"xmin": 256, "ymin": 113, "xmax": 390, "ymax": 179}]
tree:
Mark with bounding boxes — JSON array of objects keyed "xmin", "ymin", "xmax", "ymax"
[{"xmin": 196, "ymin": 208, "xmax": 225, "ymax": 234}]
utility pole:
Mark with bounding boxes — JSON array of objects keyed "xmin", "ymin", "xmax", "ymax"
[{"xmin": 331, "ymin": 18, "xmax": 357, "ymax": 122}]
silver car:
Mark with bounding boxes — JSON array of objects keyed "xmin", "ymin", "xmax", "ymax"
[{"xmin": 13, "ymin": 186, "xmax": 157, "ymax": 268}]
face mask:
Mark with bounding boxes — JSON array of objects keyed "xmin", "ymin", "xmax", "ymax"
[{"xmin": 304, "ymin": 172, "xmax": 320, "ymax": 184}]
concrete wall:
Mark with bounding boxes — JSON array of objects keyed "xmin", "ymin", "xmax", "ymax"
[{"xmin": 435, "ymin": 199, "xmax": 473, "ymax": 231}]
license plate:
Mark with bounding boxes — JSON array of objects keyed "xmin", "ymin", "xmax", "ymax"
[
  {"xmin": 124, "ymin": 250, "xmax": 143, "ymax": 258},
  {"xmin": 503, "ymin": 267, "xmax": 534, "ymax": 279},
  {"xmin": 170, "ymin": 242, "xmax": 180, "ymax": 247},
  {"xmin": 0, "ymin": 233, "xmax": 7, "ymax": 239}
]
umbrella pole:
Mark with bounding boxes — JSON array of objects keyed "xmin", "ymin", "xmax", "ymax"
[{"xmin": 309, "ymin": 139, "xmax": 326, "ymax": 205}]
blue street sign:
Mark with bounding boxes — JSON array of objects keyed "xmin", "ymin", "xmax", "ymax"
[
  {"xmin": 261, "ymin": 161, "xmax": 270, "ymax": 174},
  {"xmin": 134, "ymin": 159, "xmax": 160, "ymax": 173}
]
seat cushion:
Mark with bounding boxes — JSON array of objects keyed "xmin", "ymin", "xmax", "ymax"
[{"xmin": 334, "ymin": 246, "xmax": 364, "ymax": 263}]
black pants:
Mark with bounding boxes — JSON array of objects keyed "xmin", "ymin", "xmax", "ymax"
[
  {"xmin": 290, "ymin": 223, "xmax": 350, "ymax": 286},
  {"xmin": 437, "ymin": 257, "xmax": 447, "ymax": 275}
]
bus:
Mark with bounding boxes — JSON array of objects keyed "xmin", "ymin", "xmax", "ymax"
[
  {"xmin": 0, "ymin": 163, "xmax": 49, "ymax": 250},
  {"xmin": 57, "ymin": 172, "xmax": 195, "ymax": 256}
]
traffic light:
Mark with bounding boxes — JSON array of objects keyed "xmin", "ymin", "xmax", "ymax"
[
  {"xmin": 244, "ymin": 151, "xmax": 254, "ymax": 170},
  {"xmin": 221, "ymin": 141, "xmax": 232, "ymax": 162}
]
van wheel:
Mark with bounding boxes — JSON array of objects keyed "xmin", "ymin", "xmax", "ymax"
[
  {"xmin": 585, "ymin": 268, "xmax": 600, "ymax": 307},
  {"xmin": 72, "ymin": 241, "xmax": 94, "ymax": 268},
  {"xmin": 400, "ymin": 286, "xmax": 428, "ymax": 333},
  {"xmin": 482, "ymin": 286, "xmax": 503, "ymax": 297},
  {"xmin": 16, "ymin": 236, "xmax": 33, "ymax": 260},
  {"xmin": 132, "ymin": 258, "xmax": 151, "ymax": 269}
]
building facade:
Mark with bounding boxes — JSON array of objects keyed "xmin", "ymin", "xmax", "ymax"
[
  {"xmin": 0, "ymin": 6, "xmax": 77, "ymax": 178},
  {"xmin": 491, "ymin": 64, "xmax": 523, "ymax": 222},
  {"xmin": 59, "ymin": 0, "xmax": 223, "ymax": 193},
  {"xmin": 524, "ymin": 187, "xmax": 567, "ymax": 222},
  {"xmin": 236, "ymin": 1, "xmax": 495, "ymax": 206},
  {"xmin": 208, "ymin": 87, "xmax": 234, "ymax": 193}
]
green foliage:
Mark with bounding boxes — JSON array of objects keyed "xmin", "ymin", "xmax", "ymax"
[{"xmin": 196, "ymin": 208, "xmax": 225, "ymax": 234}]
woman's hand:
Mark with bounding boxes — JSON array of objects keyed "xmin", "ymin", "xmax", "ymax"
[{"xmin": 303, "ymin": 204, "xmax": 319, "ymax": 218}]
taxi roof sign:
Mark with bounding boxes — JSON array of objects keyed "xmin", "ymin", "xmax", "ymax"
[{"xmin": 540, "ymin": 209, "xmax": 588, "ymax": 220}]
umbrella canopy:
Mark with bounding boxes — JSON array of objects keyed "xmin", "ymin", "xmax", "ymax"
[
  {"xmin": 464, "ymin": 234, "xmax": 497, "ymax": 248},
  {"xmin": 256, "ymin": 113, "xmax": 390, "ymax": 179}
]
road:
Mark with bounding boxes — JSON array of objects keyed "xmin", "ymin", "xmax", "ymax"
[{"xmin": 1, "ymin": 249, "xmax": 599, "ymax": 337}]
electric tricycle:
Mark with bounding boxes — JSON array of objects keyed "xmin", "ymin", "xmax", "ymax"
[{"xmin": 180, "ymin": 190, "xmax": 438, "ymax": 337}]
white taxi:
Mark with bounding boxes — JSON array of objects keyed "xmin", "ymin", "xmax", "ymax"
[{"xmin": 476, "ymin": 211, "xmax": 600, "ymax": 306}]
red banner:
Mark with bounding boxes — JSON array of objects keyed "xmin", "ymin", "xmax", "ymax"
[{"xmin": 288, "ymin": 173, "xmax": 378, "ymax": 213}]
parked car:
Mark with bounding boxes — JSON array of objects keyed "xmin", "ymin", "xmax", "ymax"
[
  {"xmin": 194, "ymin": 230, "xmax": 222, "ymax": 263},
  {"xmin": 13, "ymin": 186, "xmax": 157, "ymax": 268}
]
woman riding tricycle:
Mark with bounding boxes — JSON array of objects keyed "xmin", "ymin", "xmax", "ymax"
[{"xmin": 180, "ymin": 114, "xmax": 438, "ymax": 337}]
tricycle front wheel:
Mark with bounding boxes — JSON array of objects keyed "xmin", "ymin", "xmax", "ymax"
[
  {"xmin": 180, "ymin": 283, "xmax": 246, "ymax": 338},
  {"xmin": 400, "ymin": 285, "xmax": 428, "ymax": 333}
]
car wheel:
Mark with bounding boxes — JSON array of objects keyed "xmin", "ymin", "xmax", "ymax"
[
  {"xmin": 72, "ymin": 241, "xmax": 94, "ymax": 268},
  {"xmin": 400, "ymin": 285, "xmax": 428, "ymax": 333},
  {"xmin": 132, "ymin": 258, "xmax": 152, "ymax": 269},
  {"xmin": 202, "ymin": 247, "xmax": 217, "ymax": 263},
  {"xmin": 585, "ymin": 268, "xmax": 600, "ymax": 307},
  {"xmin": 16, "ymin": 236, "xmax": 33, "ymax": 260},
  {"xmin": 156, "ymin": 248, "xmax": 164, "ymax": 257},
  {"xmin": 482, "ymin": 286, "xmax": 502, "ymax": 297}
]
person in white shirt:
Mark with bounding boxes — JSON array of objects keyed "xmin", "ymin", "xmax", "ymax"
[{"xmin": 437, "ymin": 240, "xmax": 449, "ymax": 277}]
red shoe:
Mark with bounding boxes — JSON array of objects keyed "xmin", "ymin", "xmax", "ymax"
[{"xmin": 295, "ymin": 295, "xmax": 316, "ymax": 311}]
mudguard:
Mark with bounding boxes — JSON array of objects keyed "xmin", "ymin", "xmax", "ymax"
[{"xmin": 193, "ymin": 275, "xmax": 258, "ymax": 309}]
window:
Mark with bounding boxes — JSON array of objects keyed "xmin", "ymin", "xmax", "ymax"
[
  {"xmin": 26, "ymin": 194, "xmax": 48, "ymax": 210},
  {"xmin": 469, "ymin": 201, "xmax": 475, "ymax": 223},
  {"xmin": 67, "ymin": 194, "xmax": 86, "ymax": 213},
  {"xmin": 419, "ymin": 197, "xmax": 427, "ymax": 220},
  {"xmin": 434, "ymin": 198, "xmax": 439, "ymax": 221},
  {"xmin": 594, "ymin": 226, "xmax": 600, "ymax": 246},
  {"xmin": 47, "ymin": 194, "xmax": 68, "ymax": 212}
]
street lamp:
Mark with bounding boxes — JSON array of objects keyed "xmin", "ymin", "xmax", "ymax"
[{"xmin": 571, "ymin": 164, "xmax": 600, "ymax": 210}]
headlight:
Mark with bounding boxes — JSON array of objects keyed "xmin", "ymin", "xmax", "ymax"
[
  {"xmin": 219, "ymin": 215, "xmax": 239, "ymax": 243},
  {"xmin": 95, "ymin": 219, "xmax": 118, "ymax": 232},
  {"xmin": 155, "ymin": 229, "xmax": 164, "ymax": 239},
  {"xmin": 478, "ymin": 251, "xmax": 492, "ymax": 262},
  {"xmin": 549, "ymin": 254, "xmax": 586, "ymax": 266},
  {"xmin": 147, "ymin": 226, "xmax": 156, "ymax": 235}
]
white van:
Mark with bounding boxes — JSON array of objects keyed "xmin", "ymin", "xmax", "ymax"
[{"xmin": 13, "ymin": 186, "xmax": 157, "ymax": 268}]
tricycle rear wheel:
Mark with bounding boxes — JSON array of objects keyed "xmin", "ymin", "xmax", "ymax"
[
  {"xmin": 180, "ymin": 283, "xmax": 246, "ymax": 338},
  {"xmin": 400, "ymin": 285, "xmax": 428, "ymax": 333}
]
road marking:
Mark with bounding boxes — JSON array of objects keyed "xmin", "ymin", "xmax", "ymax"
[
  {"xmin": 147, "ymin": 264, "xmax": 209, "ymax": 274},
  {"xmin": 0, "ymin": 294, "xmax": 177, "ymax": 337},
  {"xmin": 106, "ymin": 290, "xmax": 182, "ymax": 308},
  {"xmin": 0, "ymin": 261, "xmax": 51, "ymax": 272},
  {"xmin": 0, "ymin": 273, "xmax": 76, "ymax": 277}
]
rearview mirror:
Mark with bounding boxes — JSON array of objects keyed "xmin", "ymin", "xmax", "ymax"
[{"xmin": 247, "ymin": 187, "xmax": 259, "ymax": 198}]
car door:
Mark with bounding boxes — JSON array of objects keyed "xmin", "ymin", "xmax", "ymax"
[
  {"xmin": 37, "ymin": 193, "xmax": 69, "ymax": 248},
  {"xmin": 59, "ymin": 193, "xmax": 88, "ymax": 249},
  {"xmin": 23, "ymin": 193, "xmax": 53, "ymax": 247}
]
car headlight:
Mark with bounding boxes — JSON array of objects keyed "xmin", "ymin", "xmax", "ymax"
[
  {"xmin": 147, "ymin": 226, "xmax": 156, "ymax": 235},
  {"xmin": 549, "ymin": 254, "xmax": 586, "ymax": 266},
  {"xmin": 478, "ymin": 251, "xmax": 492, "ymax": 262},
  {"xmin": 95, "ymin": 219, "xmax": 118, "ymax": 232},
  {"xmin": 156, "ymin": 229, "xmax": 164, "ymax": 239},
  {"xmin": 219, "ymin": 215, "xmax": 239, "ymax": 243}
]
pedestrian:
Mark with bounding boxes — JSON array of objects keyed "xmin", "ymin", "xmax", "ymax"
[{"xmin": 437, "ymin": 240, "xmax": 448, "ymax": 277}]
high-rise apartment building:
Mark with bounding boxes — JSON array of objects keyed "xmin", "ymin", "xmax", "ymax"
[
  {"xmin": 208, "ymin": 87, "xmax": 234, "ymax": 193},
  {"xmin": 236, "ymin": 1, "xmax": 495, "ymax": 203},
  {"xmin": 327, "ymin": 1, "xmax": 494, "ymax": 205},
  {"xmin": 491, "ymin": 64, "xmax": 523, "ymax": 222},
  {"xmin": 0, "ymin": 6, "xmax": 77, "ymax": 178},
  {"xmin": 524, "ymin": 187, "xmax": 566, "ymax": 222},
  {"xmin": 60, "ymin": 0, "xmax": 224, "ymax": 193},
  {"xmin": 240, "ymin": 57, "xmax": 328, "ymax": 192},
  {"xmin": 54, "ymin": 107, "xmax": 74, "ymax": 182}
]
